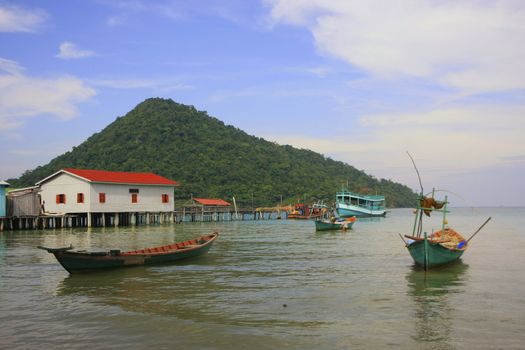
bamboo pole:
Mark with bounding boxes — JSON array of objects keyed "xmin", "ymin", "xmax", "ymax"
[{"xmin": 466, "ymin": 217, "xmax": 492, "ymax": 243}]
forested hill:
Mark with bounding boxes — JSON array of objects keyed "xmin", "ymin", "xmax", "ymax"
[{"xmin": 9, "ymin": 98, "xmax": 416, "ymax": 207}]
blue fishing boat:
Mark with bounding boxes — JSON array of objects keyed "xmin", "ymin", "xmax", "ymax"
[{"xmin": 335, "ymin": 188, "xmax": 386, "ymax": 217}]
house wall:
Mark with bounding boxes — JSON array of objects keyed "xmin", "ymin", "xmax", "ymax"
[
  {"xmin": 40, "ymin": 173, "xmax": 174, "ymax": 214},
  {"xmin": 40, "ymin": 173, "xmax": 91, "ymax": 214},
  {"xmin": 6, "ymin": 190, "xmax": 41, "ymax": 217},
  {"xmin": 89, "ymin": 183, "xmax": 174, "ymax": 213}
]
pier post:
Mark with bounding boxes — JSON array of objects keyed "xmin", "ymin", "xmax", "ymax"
[{"xmin": 87, "ymin": 212, "xmax": 92, "ymax": 227}]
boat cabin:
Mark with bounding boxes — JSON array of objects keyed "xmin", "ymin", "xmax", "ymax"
[{"xmin": 336, "ymin": 190, "xmax": 385, "ymax": 210}]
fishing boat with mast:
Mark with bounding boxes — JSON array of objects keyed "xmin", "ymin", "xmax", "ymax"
[{"xmin": 401, "ymin": 153, "xmax": 491, "ymax": 269}]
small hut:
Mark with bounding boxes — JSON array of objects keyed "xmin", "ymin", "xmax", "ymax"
[
  {"xmin": 180, "ymin": 197, "xmax": 232, "ymax": 222},
  {"xmin": 192, "ymin": 198, "xmax": 231, "ymax": 210}
]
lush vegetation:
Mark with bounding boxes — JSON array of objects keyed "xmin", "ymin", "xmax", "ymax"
[{"xmin": 8, "ymin": 98, "xmax": 417, "ymax": 208}]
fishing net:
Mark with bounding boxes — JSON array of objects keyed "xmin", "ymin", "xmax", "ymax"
[{"xmin": 431, "ymin": 228, "xmax": 466, "ymax": 250}]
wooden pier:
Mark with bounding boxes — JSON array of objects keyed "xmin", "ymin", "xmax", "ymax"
[{"xmin": 0, "ymin": 206, "xmax": 292, "ymax": 231}]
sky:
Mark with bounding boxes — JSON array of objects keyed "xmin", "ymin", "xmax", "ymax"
[{"xmin": 0, "ymin": 0, "xmax": 524, "ymax": 206}]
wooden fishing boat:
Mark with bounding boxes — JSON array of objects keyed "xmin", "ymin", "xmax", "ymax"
[
  {"xmin": 402, "ymin": 153, "xmax": 490, "ymax": 269},
  {"xmin": 315, "ymin": 216, "xmax": 356, "ymax": 231},
  {"xmin": 287, "ymin": 202, "xmax": 326, "ymax": 220},
  {"xmin": 39, "ymin": 232, "xmax": 219, "ymax": 274},
  {"xmin": 404, "ymin": 228, "xmax": 467, "ymax": 268}
]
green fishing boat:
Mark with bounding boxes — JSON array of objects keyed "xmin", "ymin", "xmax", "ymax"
[
  {"xmin": 402, "ymin": 153, "xmax": 491, "ymax": 269},
  {"xmin": 315, "ymin": 217, "xmax": 356, "ymax": 231},
  {"xmin": 405, "ymin": 227, "xmax": 467, "ymax": 268}
]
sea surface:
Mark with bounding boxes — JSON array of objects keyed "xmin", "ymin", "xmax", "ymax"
[{"xmin": 0, "ymin": 207, "xmax": 524, "ymax": 349}]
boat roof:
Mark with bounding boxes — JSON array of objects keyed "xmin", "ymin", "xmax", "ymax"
[
  {"xmin": 336, "ymin": 189, "xmax": 385, "ymax": 201},
  {"xmin": 193, "ymin": 198, "xmax": 231, "ymax": 206}
]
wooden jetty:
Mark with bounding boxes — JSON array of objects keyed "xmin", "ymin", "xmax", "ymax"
[{"xmin": 0, "ymin": 206, "xmax": 295, "ymax": 231}]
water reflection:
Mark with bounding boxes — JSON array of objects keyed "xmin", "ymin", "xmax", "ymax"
[
  {"xmin": 406, "ymin": 262, "xmax": 468, "ymax": 348},
  {"xmin": 0, "ymin": 235, "xmax": 5, "ymax": 281},
  {"xmin": 55, "ymin": 258, "xmax": 224, "ymax": 320},
  {"xmin": 355, "ymin": 216, "xmax": 384, "ymax": 223}
]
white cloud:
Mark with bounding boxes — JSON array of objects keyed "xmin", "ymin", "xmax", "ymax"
[
  {"xmin": 90, "ymin": 78, "xmax": 194, "ymax": 91},
  {"xmin": 266, "ymin": 0, "xmax": 525, "ymax": 93},
  {"xmin": 56, "ymin": 42, "xmax": 95, "ymax": 59},
  {"xmin": 0, "ymin": 4, "xmax": 47, "ymax": 32},
  {"xmin": 0, "ymin": 58, "xmax": 96, "ymax": 132},
  {"xmin": 262, "ymin": 104, "xmax": 525, "ymax": 191},
  {"xmin": 307, "ymin": 66, "xmax": 331, "ymax": 78},
  {"xmin": 0, "ymin": 57, "xmax": 24, "ymax": 75},
  {"xmin": 106, "ymin": 14, "xmax": 127, "ymax": 27}
]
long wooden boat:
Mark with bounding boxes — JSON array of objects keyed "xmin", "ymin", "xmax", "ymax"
[
  {"xmin": 335, "ymin": 188, "xmax": 386, "ymax": 217},
  {"xmin": 315, "ymin": 217, "xmax": 356, "ymax": 231},
  {"xmin": 39, "ymin": 232, "xmax": 218, "ymax": 274}
]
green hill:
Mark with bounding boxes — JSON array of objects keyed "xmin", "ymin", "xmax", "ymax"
[{"xmin": 8, "ymin": 98, "xmax": 416, "ymax": 208}]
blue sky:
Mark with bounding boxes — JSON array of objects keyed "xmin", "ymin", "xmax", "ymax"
[{"xmin": 1, "ymin": 0, "xmax": 524, "ymax": 206}]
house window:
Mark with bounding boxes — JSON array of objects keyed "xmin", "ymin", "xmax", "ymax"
[
  {"xmin": 162, "ymin": 194, "xmax": 169, "ymax": 203},
  {"xmin": 77, "ymin": 193, "xmax": 84, "ymax": 203},
  {"xmin": 56, "ymin": 194, "xmax": 66, "ymax": 204},
  {"xmin": 99, "ymin": 193, "xmax": 106, "ymax": 203},
  {"xmin": 131, "ymin": 193, "xmax": 138, "ymax": 203}
]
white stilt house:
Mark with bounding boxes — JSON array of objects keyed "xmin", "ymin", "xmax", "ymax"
[{"xmin": 36, "ymin": 168, "xmax": 178, "ymax": 227}]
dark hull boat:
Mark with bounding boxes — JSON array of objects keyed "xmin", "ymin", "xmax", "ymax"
[
  {"xmin": 39, "ymin": 232, "xmax": 218, "ymax": 274},
  {"xmin": 315, "ymin": 217, "xmax": 356, "ymax": 231}
]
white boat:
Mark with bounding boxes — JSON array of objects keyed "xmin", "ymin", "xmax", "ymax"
[{"xmin": 335, "ymin": 189, "xmax": 386, "ymax": 217}]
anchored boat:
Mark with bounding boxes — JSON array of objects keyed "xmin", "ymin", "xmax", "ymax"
[
  {"xmin": 403, "ymin": 193, "xmax": 467, "ymax": 268},
  {"xmin": 402, "ymin": 153, "xmax": 491, "ymax": 269},
  {"xmin": 39, "ymin": 232, "xmax": 218, "ymax": 274},
  {"xmin": 335, "ymin": 188, "xmax": 386, "ymax": 218},
  {"xmin": 315, "ymin": 216, "xmax": 356, "ymax": 231},
  {"xmin": 287, "ymin": 201, "xmax": 326, "ymax": 220}
]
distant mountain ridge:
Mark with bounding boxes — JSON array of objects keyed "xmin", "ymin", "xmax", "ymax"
[{"xmin": 8, "ymin": 98, "xmax": 417, "ymax": 207}]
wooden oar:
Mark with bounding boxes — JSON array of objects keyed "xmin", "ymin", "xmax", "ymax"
[{"xmin": 466, "ymin": 217, "xmax": 492, "ymax": 243}]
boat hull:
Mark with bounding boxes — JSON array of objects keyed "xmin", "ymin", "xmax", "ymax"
[
  {"xmin": 315, "ymin": 220, "xmax": 354, "ymax": 231},
  {"xmin": 406, "ymin": 241, "xmax": 464, "ymax": 268},
  {"xmin": 336, "ymin": 204, "xmax": 386, "ymax": 218},
  {"xmin": 41, "ymin": 233, "xmax": 218, "ymax": 274}
]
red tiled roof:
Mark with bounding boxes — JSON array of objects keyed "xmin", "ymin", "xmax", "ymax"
[
  {"xmin": 193, "ymin": 198, "xmax": 230, "ymax": 206},
  {"xmin": 63, "ymin": 168, "xmax": 178, "ymax": 186}
]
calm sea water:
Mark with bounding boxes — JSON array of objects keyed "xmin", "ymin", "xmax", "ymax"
[{"xmin": 0, "ymin": 207, "xmax": 524, "ymax": 349}]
